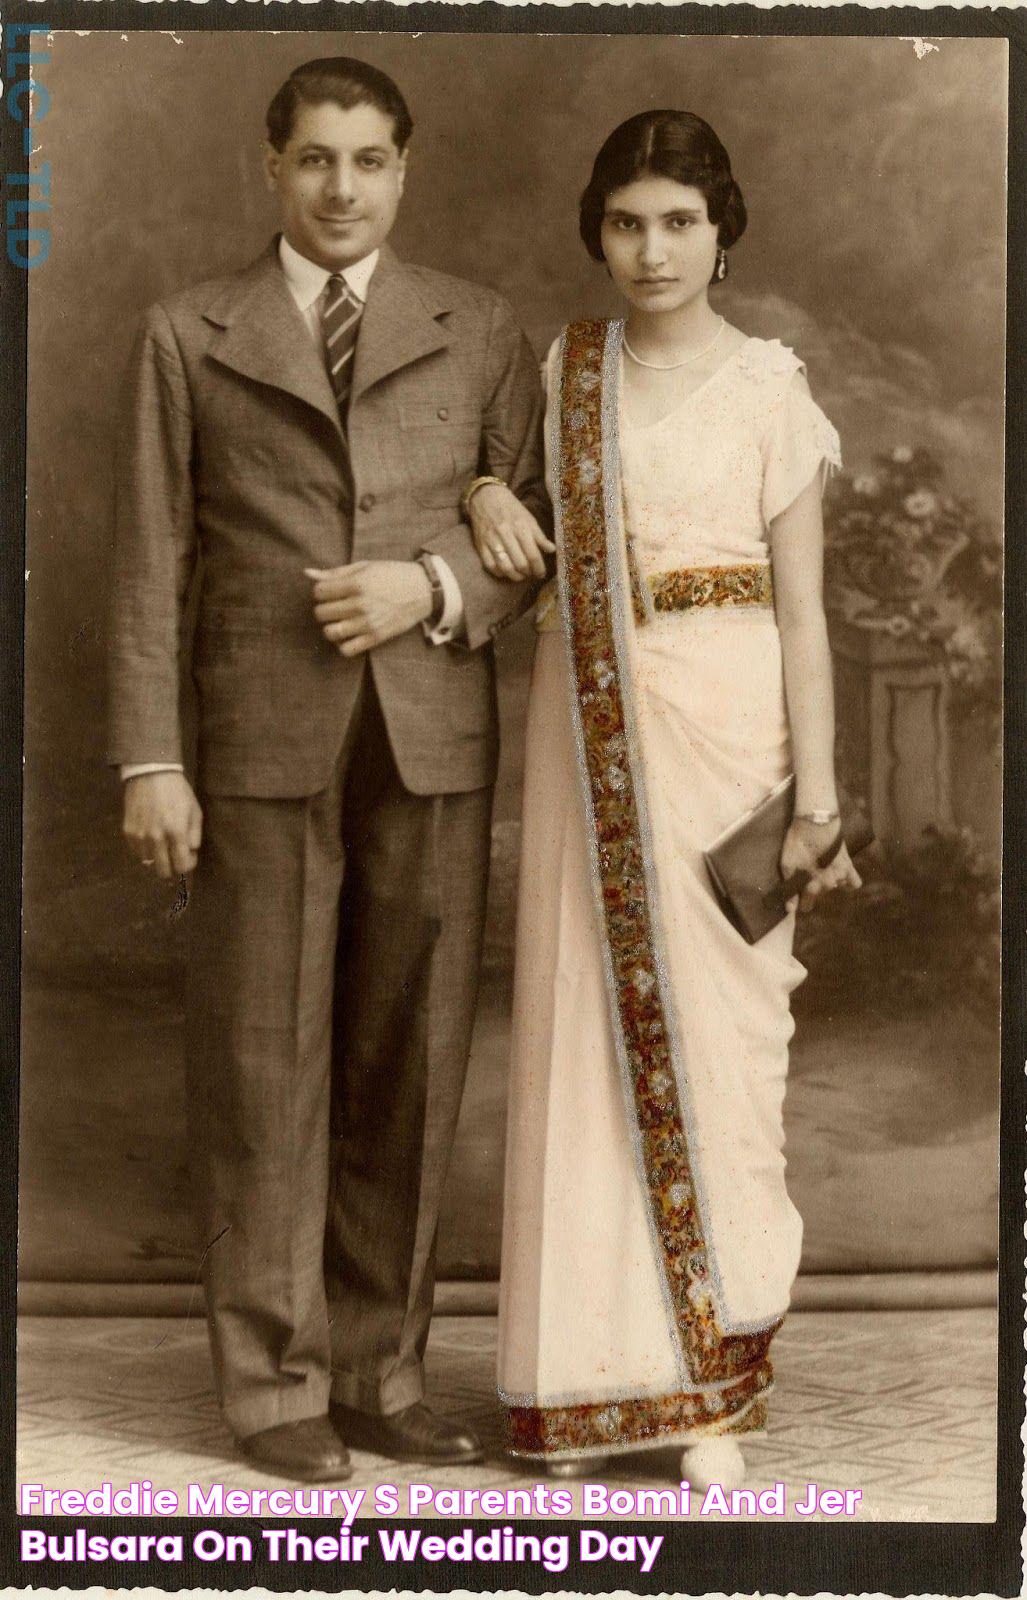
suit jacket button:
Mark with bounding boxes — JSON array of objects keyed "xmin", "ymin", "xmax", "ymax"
[
  {"xmin": 359, "ymin": 492, "xmax": 376, "ymax": 513},
  {"xmin": 436, "ymin": 407, "xmax": 450, "ymax": 421}
]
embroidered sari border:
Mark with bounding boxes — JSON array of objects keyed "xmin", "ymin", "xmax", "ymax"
[
  {"xmin": 505, "ymin": 1365, "xmax": 774, "ymax": 1458},
  {"xmin": 550, "ymin": 325, "xmax": 686, "ymax": 1390},
  {"xmin": 597, "ymin": 325, "xmax": 734, "ymax": 1340},
  {"xmin": 499, "ymin": 1359, "xmax": 777, "ymax": 1408},
  {"xmin": 553, "ymin": 319, "xmax": 780, "ymax": 1387}
]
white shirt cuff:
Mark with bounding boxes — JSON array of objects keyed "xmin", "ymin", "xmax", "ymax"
[
  {"xmin": 121, "ymin": 762, "xmax": 184, "ymax": 781},
  {"xmin": 422, "ymin": 555, "xmax": 464, "ymax": 645}
]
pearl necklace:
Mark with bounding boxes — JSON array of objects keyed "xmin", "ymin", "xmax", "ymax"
[{"xmin": 622, "ymin": 316, "xmax": 726, "ymax": 371}]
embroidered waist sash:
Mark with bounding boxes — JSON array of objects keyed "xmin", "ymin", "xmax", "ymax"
[
  {"xmin": 537, "ymin": 561, "xmax": 773, "ymax": 632},
  {"xmin": 551, "ymin": 320, "xmax": 781, "ymax": 1390},
  {"xmin": 649, "ymin": 561, "xmax": 773, "ymax": 614}
]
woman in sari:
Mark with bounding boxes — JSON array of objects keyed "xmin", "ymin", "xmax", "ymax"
[{"xmin": 466, "ymin": 110, "xmax": 861, "ymax": 1489}]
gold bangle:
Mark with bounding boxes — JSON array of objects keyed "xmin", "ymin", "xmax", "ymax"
[
  {"xmin": 460, "ymin": 475, "xmax": 507, "ymax": 519},
  {"xmin": 794, "ymin": 809, "xmax": 839, "ymax": 826}
]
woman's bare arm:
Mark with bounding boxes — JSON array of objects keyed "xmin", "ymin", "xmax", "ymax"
[{"xmin": 770, "ymin": 470, "xmax": 861, "ymax": 907}]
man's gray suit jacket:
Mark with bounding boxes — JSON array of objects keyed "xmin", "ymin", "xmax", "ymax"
[{"xmin": 108, "ymin": 241, "xmax": 548, "ymax": 798}]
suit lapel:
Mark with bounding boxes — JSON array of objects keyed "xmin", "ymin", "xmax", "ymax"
[
  {"xmin": 201, "ymin": 241, "xmax": 453, "ymax": 433},
  {"xmin": 351, "ymin": 245, "xmax": 451, "ymax": 406},
  {"xmin": 203, "ymin": 243, "xmax": 343, "ymax": 438}
]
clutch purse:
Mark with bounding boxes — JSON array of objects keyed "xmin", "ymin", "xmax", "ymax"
[{"xmin": 703, "ymin": 776, "xmax": 874, "ymax": 945}]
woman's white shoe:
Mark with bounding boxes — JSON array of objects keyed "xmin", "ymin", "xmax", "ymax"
[
  {"xmin": 545, "ymin": 1457, "xmax": 595, "ymax": 1478},
  {"xmin": 680, "ymin": 1438, "xmax": 746, "ymax": 1493}
]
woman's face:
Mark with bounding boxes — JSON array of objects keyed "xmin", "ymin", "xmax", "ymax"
[{"xmin": 600, "ymin": 175, "xmax": 720, "ymax": 315}]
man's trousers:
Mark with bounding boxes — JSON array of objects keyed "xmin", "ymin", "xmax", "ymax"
[{"xmin": 184, "ymin": 677, "xmax": 493, "ymax": 1439}]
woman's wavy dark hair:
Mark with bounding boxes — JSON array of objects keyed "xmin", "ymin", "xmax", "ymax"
[{"xmin": 579, "ymin": 110, "xmax": 747, "ymax": 262}]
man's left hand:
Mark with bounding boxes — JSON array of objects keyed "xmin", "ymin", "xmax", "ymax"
[{"xmin": 306, "ymin": 561, "xmax": 432, "ymax": 656}]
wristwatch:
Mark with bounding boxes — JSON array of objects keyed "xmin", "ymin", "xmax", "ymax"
[{"xmin": 418, "ymin": 554, "xmax": 446, "ymax": 630}]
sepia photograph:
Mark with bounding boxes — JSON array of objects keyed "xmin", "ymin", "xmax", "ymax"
[{"xmin": 5, "ymin": 15, "xmax": 1016, "ymax": 1592}]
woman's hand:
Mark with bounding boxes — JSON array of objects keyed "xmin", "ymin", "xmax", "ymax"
[
  {"xmin": 780, "ymin": 817, "xmax": 862, "ymax": 914},
  {"xmin": 468, "ymin": 483, "xmax": 556, "ymax": 582}
]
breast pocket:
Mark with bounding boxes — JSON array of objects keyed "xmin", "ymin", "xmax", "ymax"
[{"xmin": 398, "ymin": 399, "xmax": 482, "ymax": 509}]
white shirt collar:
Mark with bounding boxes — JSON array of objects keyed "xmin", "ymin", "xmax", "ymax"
[{"xmin": 278, "ymin": 235, "xmax": 380, "ymax": 311}]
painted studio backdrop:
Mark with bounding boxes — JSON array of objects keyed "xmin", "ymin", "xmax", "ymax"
[{"xmin": 20, "ymin": 32, "xmax": 1004, "ymax": 1290}]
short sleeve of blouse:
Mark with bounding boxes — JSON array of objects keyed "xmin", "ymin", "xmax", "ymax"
[{"xmin": 761, "ymin": 370, "xmax": 842, "ymax": 527}]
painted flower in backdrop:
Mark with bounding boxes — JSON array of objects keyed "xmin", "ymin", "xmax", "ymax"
[
  {"xmin": 823, "ymin": 445, "xmax": 1001, "ymax": 717},
  {"xmin": 903, "ymin": 490, "xmax": 940, "ymax": 519}
]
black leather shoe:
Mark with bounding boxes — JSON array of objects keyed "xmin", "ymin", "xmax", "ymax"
[
  {"xmin": 238, "ymin": 1416, "xmax": 351, "ymax": 1481},
  {"xmin": 331, "ymin": 1401, "xmax": 483, "ymax": 1465}
]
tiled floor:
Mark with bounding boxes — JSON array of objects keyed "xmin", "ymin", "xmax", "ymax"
[{"xmin": 17, "ymin": 1308, "xmax": 996, "ymax": 1523}]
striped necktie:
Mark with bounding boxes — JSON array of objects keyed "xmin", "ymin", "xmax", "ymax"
[{"xmin": 321, "ymin": 274, "xmax": 363, "ymax": 421}]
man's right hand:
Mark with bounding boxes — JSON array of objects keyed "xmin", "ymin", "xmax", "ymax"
[{"xmin": 123, "ymin": 771, "xmax": 203, "ymax": 878}]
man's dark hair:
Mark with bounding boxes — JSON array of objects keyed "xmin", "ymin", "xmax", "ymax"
[{"xmin": 266, "ymin": 57, "xmax": 413, "ymax": 152}]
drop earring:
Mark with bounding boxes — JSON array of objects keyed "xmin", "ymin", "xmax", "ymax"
[{"xmin": 715, "ymin": 248, "xmax": 728, "ymax": 282}]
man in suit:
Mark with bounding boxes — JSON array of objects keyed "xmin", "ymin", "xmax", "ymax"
[{"xmin": 109, "ymin": 55, "xmax": 550, "ymax": 1481}]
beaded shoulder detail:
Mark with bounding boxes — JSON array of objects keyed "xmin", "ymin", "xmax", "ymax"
[
  {"xmin": 735, "ymin": 337, "xmax": 804, "ymax": 383},
  {"xmin": 738, "ymin": 338, "xmax": 841, "ymax": 467}
]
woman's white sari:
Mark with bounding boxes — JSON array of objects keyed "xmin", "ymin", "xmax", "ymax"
[{"xmin": 497, "ymin": 320, "xmax": 841, "ymax": 1458}]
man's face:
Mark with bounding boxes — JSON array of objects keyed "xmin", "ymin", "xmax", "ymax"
[{"xmin": 265, "ymin": 99, "xmax": 407, "ymax": 272}]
